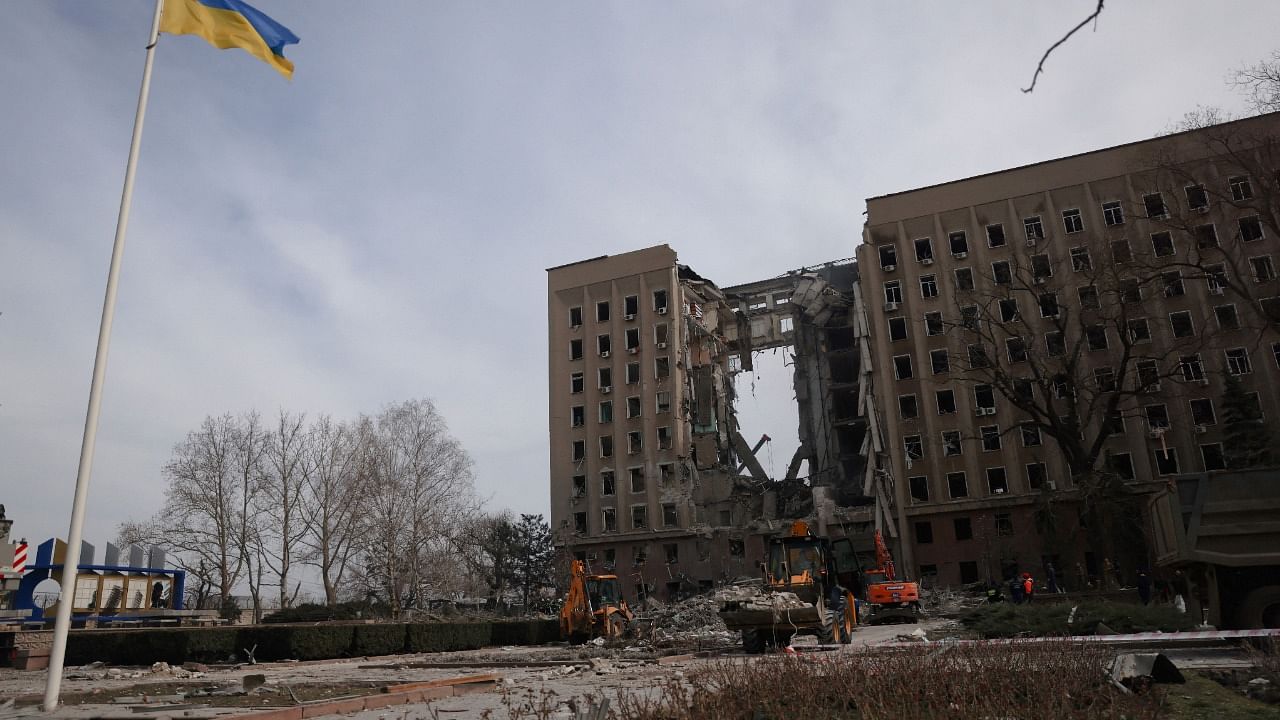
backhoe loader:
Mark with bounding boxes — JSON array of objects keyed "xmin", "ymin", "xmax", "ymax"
[{"xmin": 559, "ymin": 559, "xmax": 634, "ymax": 644}]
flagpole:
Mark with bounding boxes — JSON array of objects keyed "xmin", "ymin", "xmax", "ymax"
[{"xmin": 43, "ymin": 0, "xmax": 165, "ymax": 710}]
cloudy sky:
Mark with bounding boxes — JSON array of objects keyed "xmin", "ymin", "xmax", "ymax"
[{"xmin": 2, "ymin": 1, "xmax": 1275, "ymax": 579}]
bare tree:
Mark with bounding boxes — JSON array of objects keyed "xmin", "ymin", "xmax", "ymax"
[
  {"xmin": 299, "ymin": 414, "xmax": 367, "ymax": 605},
  {"xmin": 453, "ymin": 510, "xmax": 518, "ymax": 609},
  {"xmin": 259, "ymin": 409, "xmax": 309, "ymax": 610}
]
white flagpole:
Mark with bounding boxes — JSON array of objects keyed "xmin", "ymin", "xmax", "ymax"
[{"xmin": 44, "ymin": 0, "xmax": 165, "ymax": 710}]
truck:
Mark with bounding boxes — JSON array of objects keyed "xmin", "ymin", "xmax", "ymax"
[
  {"xmin": 559, "ymin": 559, "xmax": 634, "ymax": 644},
  {"xmin": 718, "ymin": 520, "xmax": 860, "ymax": 652},
  {"xmin": 1147, "ymin": 468, "xmax": 1280, "ymax": 629}
]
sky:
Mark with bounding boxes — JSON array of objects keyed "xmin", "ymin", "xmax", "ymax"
[{"xmin": 2, "ymin": 1, "xmax": 1276, "ymax": 577}]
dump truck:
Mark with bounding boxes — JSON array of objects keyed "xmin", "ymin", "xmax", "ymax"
[
  {"xmin": 718, "ymin": 521, "xmax": 860, "ymax": 652},
  {"xmin": 559, "ymin": 559, "xmax": 634, "ymax": 644},
  {"xmin": 1148, "ymin": 468, "xmax": 1280, "ymax": 629},
  {"xmin": 861, "ymin": 529, "xmax": 920, "ymax": 624}
]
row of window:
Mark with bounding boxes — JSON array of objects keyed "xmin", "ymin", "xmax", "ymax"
[
  {"xmin": 568, "ymin": 290, "xmax": 670, "ymax": 327},
  {"xmin": 900, "ymin": 387, "xmax": 1234, "ymax": 431},
  {"xmin": 569, "ymin": 358, "xmax": 671, "ymax": 392},
  {"xmin": 567, "ymin": 539, "xmax": 747, "ymax": 569},
  {"xmin": 568, "ymin": 324, "xmax": 671, "ymax": 360},
  {"xmin": 914, "ymin": 514, "xmax": 1014, "ymax": 545},
  {"xmin": 570, "ymin": 426, "xmax": 673, "ymax": 460},
  {"xmin": 572, "ymin": 502, "xmax": 681, "ymax": 535},
  {"xmin": 877, "ymin": 176, "xmax": 1260, "ymax": 269},
  {"xmin": 571, "ymin": 464, "xmax": 677, "ymax": 498},
  {"xmin": 570, "ymin": 392, "xmax": 674, "ymax": 426}
]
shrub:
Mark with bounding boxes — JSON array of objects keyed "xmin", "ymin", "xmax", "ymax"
[
  {"xmin": 351, "ymin": 623, "xmax": 407, "ymax": 656},
  {"xmin": 491, "ymin": 620, "xmax": 561, "ymax": 646},
  {"xmin": 239, "ymin": 625, "xmax": 356, "ymax": 661},
  {"xmin": 962, "ymin": 600, "xmax": 1197, "ymax": 638},
  {"xmin": 406, "ymin": 622, "xmax": 492, "ymax": 653}
]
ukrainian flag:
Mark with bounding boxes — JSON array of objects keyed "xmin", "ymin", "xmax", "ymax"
[{"xmin": 160, "ymin": 0, "xmax": 299, "ymax": 79}]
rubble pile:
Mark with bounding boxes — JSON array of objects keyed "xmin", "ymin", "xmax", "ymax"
[
  {"xmin": 632, "ymin": 594, "xmax": 736, "ymax": 648},
  {"xmin": 921, "ymin": 587, "xmax": 985, "ymax": 619}
]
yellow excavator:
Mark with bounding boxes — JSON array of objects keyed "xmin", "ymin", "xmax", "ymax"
[{"xmin": 559, "ymin": 559, "xmax": 634, "ymax": 644}]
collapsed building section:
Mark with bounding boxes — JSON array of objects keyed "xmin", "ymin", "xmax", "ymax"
[{"xmin": 547, "ymin": 246, "xmax": 897, "ymax": 601}]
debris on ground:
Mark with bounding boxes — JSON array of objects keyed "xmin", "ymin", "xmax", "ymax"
[
  {"xmin": 920, "ymin": 587, "xmax": 986, "ymax": 619},
  {"xmin": 631, "ymin": 592, "xmax": 738, "ymax": 648}
]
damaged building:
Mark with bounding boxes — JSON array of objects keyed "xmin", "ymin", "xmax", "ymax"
[{"xmin": 547, "ymin": 245, "xmax": 897, "ymax": 601}]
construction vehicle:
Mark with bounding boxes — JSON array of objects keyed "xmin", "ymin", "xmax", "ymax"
[
  {"xmin": 861, "ymin": 529, "xmax": 920, "ymax": 624},
  {"xmin": 718, "ymin": 520, "xmax": 860, "ymax": 652},
  {"xmin": 559, "ymin": 559, "xmax": 634, "ymax": 644}
]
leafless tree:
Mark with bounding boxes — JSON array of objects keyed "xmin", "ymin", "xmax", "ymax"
[
  {"xmin": 229, "ymin": 411, "xmax": 269, "ymax": 622},
  {"xmin": 259, "ymin": 409, "xmax": 309, "ymax": 610},
  {"xmin": 298, "ymin": 414, "xmax": 367, "ymax": 606},
  {"xmin": 453, "ymin": 510, "xmax": 518, "ymax": 609}
]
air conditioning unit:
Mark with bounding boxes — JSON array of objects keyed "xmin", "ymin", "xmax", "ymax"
[
  {"xmin": 1046, "ymin": 480, "xmax": 1057, "ymax": 491},
  {"xmin": 974, "ymin": 407, "xmax": 986, "ymax": 417},
  {"xmin": 885, "ymin": 301, "xmax": 899, "ymax": 311},
  {"xmin": 1033, "ymin": 277, "xmax": 1046, "ymax": 285},
  {"xmin": 920, "ymin": 258, "xmax": 934, "ymax": 266},
  {"xmin": 628, "ymin": 347, "xmax": 638, "ymax": 354},
  {"xmin": 570, "ymin": 324, "xmax": 581, "ymax": 330},
  {"xmin": 1209, "ymin": 287, "xmax": 1224, "ymax": 296},
  {"xmin": 1195, "ymin": 425, "xmax": 1208, "ymax": 434},
  {"xmin": 954, "ymin": 252, "xmax": 967, "ymax": 259},
  {"xmin": 600, "ymin": 350, "xmax": 610, "ymax": 358},
  {"xmin": 657, "ymin": 342, "xmax": 668, "ymax": 349},
  {"xmin": 657, "ymin": 307, "xmax": 668, "ymax": 315},
  {"xmin": 601, "ymin": 386, "xmax": 612, "ymax": 394},
  {"xmin": 1195, "ymin": 206, "xmax": 1210, "ymax": 214},
  {"xmin": 1026, "ymin": 239, "xmax": 1037, "ymax": 247},
  {"xmin": 1147, "ymin": 428, "xmax": 1166, "ymax": 439},
  {"xmin": 884, "ymin": 264, "xmax": 897, "ymax": 272},
  {"xmin": 1196, "ymin": 378, "xmax": 1210, "ymax": 386},
  {"xmin": 624, "ymin": 313, "xmax": 636, "ymax": 321}
]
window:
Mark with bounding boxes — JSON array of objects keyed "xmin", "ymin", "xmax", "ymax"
[
  {"xmin": 1078, "ymin": 285, "xmax": 1100, "ymax": 309},
  {"xmin": 662, "ymin": 504, "xmax": 678, "ymax": 528},
  {"xmin": 949, "ymin": 231, "xmax": 969, "ymax": 256},
  {"xmin": 1190, "ymin": 398, "xmax": 1216, "ymax": 426},
  {"xmin": 1226, "ymin": 347, "xmax": 1252, "ymax": 375},
  {"xmin": 1151, "ymin": 231, "xmax": 1175, "ymax": 257},
  {"xmin": 981, "ymin": 425, "xmax": 1001, "ymax": 451},
  {"xmin": 1039, "ymin": 293, "xmax": 1060, "ymax": 318},
  {"xmin": 1186, "ymin": 184, "xmax": 1208, "ymax": 211},
  {"xmin": 999, "ymin": 298, "xmax": 1019, "ymax": 323},
  {"xmin": 974, "ymin": 384, "xmax": 996, "ymax": 412},
  {"xmin": 569, "ymin": 306, "xmax": 583, "ymax": 327},
  {"xmin": 1051, "ymin": 375, "xmax": 1073, "ymax": 399},
  {"xmin": 942, "ymin": 430, "xmax": 962, "ymax": 457},
  {"xmin": 629, "ymin": 466, "xmax": 645, "ymax": 492},
  {"xmin": 899, "ymin": 394, "xmax": 919, "ymax": 420},
  {"xmin": 1154, "ymin": 448, "xmax": 1179, "ymax": 475},
  {"xmin": 1024, "ymin": 216, "xmax": 1045, "ymax": 240},
  {"xmin": 992, "ymin": 261, "xmax": 1012, "ymax": 284},
  {"xmin": 1086, "ymin": 325, "xmax": 1109, "ymax": 351},
  {"xmin": 1137, "ymin": 360, "xmax": 1160, "ymax": 392},
  {"xmin": 1027, "ymin": 462, "xmax": 1048, "ymax": 490},
  {"xmin": 1007, "ymin": 337, "xmax": 1027, "ymax": 363},
  {"xmin": 597, "ymin": 300, "xmax": 610, "ymax": 322},
  {"xmin": 1014, "ymin": 378, "xmax": 1034, "ymax": 403},
  {"xmin": 888, "ymin": 316, "xmax": 908, "ymax": 341},
  {"xmin": 1128, "ymin": 318, "xmax": 1151, "ymax": 344},
  {"xmin": 1021, "ymin": 423, "xmax": 1042, "ymax": 447},
  {"xmin": 570, "ymin": 339, "xmax": 583, "ymax": 361},
  {"xmin": 659, "ymin": 463, "xmax": 674, "ymax": 484},
  {"xmin": 572, "ymin": 439, "xmax": 585, "ymax": 461},
  {"xmin": 1120, "ymin": 278, "xmax": 1143, "ymax": 304},
  {"xmin": 1163, "ymin": 271, "xmax": 1185, "ymax": 297},
  {"xmin": 1146, "ymin": 404, "xmax": 1171, "ymax": 430},
  {"xmin": 1195, "ymin": 223, "xmax": 1219, "ymax": 249},
  {"xmin": 626, "ymin": 362, "xmax": 640, "ymax": 384},
  {"xmin": 884, "ymin": 280, "xmax": 903, "ymax": 305},
  {"xmin": 1027, "ymin": 258, "xmax": 1052, "ymax": 287},
  {"xmin": 599, "ymin": 367, "xmax": 612, "ymax": 388},
  {"xmin": 961, "ymin": 305, "xmax": 980, "ymax": 331},
  {"xmin": 632, "ymin": 545, "xmax": 646, "ymax": 565},
  {"xmin": 904, "ymin": 435, "xmax": 923, "ymax": 461},
  {"xmin": 655, "ymin": 356, "xmax": 670, "ymax": 378},
  {"xmin": 1094, "ymin": 367, "xmax": 1117, "ymax": 392},
  {"xmin": 995, "ymin": 513, "xmax": 1014, "ymax": 537},
  {"xmin": 936, "ymin": 389, "xmax": 957, "ymax": 415},
  {"xmin": 914, "ymin": 521, "xmax": 934, "ymax": 544},
  {"xmin": 909, "ymin": 475, "xmax": 929, "ymax": 502},
  {"xmin": 1109, "ymin": 453, "xmax": 1135, "ymax": 480},
  {"xmin": 1170, "ymin": 311, "xmax": 1194, "ymax": 338},
  {"xmin": 572, "ymin": 474, "xmax": 586, "ymax": 497},
  {"xmin": 1241, "ymin": 215, "xmax": 1265, "ymax": 242},
  {"xmin": 624, "ymin": 295, "xmax": 639, "ymax": 317},
  {"xmin": 1216, "ymin": 304, "xmax": 1240, "ymax": 330},
  {"xmin": 602, "ymin": 507, "xmax": 617, "ymax": 532},
  {"xmin": 1207, "ymin": 264, "xmax": 1228, "ymax": 294},
  {"xmin": 930, "ymin": 349, "xmax": 950, "ymax": 374},
  {"xmin": 653, "ymin": 289, "xmax": 668, "ymax": 312},
  {"xmin": 968, "ymin": 344, "xmax": 990, "ymax": 368},
  {"xmin": 598, "ymin": 334, "xmax": 611, "ymax": 356},
  {"xmin": 920, "ymin": 274, "xmax": 939, "ymax": 298},
  {"xmin": 1202, "ymin": 444, "xmax": 1227, "ymax": 472},
  {"xmin": 780, "ymin": 317, "xmax": 794, "ymax": 333},
  {"xmin": 954, "ymin": 267, "xmax": 975, "ymax": 291},
  {"xmin": 600, "ymin": 436, "xmax": 613, "ymax": 458},
  {"xmin": 1046, "ymin": 331, "xmax": 1066, "ymax": 356},
  {"xmin": 602, "ymin": 471, "xmax": 616, "ymax": 496},
  {"xmin": 947, "ymin": 472, "xmax": 968, "ymax": 499},
  {"xmin": 654, "ymin": 323, "xmax": 669, "ymax": 346},
  {"xmin": 656, "ymin": 391, "xmax": 671, "ymax": 414},
  {"xmin": 893, "ymin": 355, "xmax": 914, "ymax": 380},
  {"xmin": 987, "ymin": 223, "xmax": 1007, "ymax": 247},
  {"xmin": 914, "ymin": 237, "xmax": 934, "ymax": 262},
  {"xmin": 571, "ymin": 372, "xmax": 584, "ymax": 394},
  {"xmin": 1111, "ymin": 240, "xmax": 1132, "ymax": 263},
  {"xmin": 1102, "ymin": 201, "xmax": 1124, "ymax": 226},
  {"xmin": 1143, "ymin": 192, "xmax": 1167, "ymax": 218},
  {"xmin": 925, "ymin": 311, "xmax": 944, "ymax": 336},
  {"xmin": 573, "ymin": 512, "xmax": 587, "ymax": 533},
  {"xmin": 954, "ymin": 517, "xmax": 973, "ymax": 541},
  {"xmin": 879, "ymin": 244, "xmax": 898, "ymax": 269},
  {"xmin": 632, "ymin": 505, "xmax": 648, "ymax": 529},
  {"xmin": 1062, "ymin": 208, "xmax": 1083, "ymax": 234},
  {"xmin": 626, "ymin": 396, "xmax": 641, "ymax": 418},
  {"xmin": 987, "ymin": 467, "xmax": 1009, "ymax": 494},
  {"xmin": 627, "ymin": 430, "xmax": 643, "ymax": 454},
  {"xmin": 1230, "ymin": 175, "xmax": 1254, "ymax": 201},
  {"xmin": 625, "ymin": 327, "xmax": 640, "ymax": 351},
  {"xmin": 959, "ymin": 561, "xmax": 980, "ymax": 584},
  {"xmin": 1252, "ymin": 256, "xmax": 1276, "ymax": 282},
  {"xmin": 571, "ymin": 405, "xmax": 585, "ymax": 427},
  {"xmin": 1070, "ymin": 246, "xmax": 1092, "ymax": 272}
]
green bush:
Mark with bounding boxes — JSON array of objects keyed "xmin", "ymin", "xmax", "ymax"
[
  {"xmin": 406, "ymin": 622, "xmax": 492, "ymax": 653},
  {"xmin": 351, "ymin": 623, "xmax": 407, "ymax": 656},
  {"xmin": 490, "ymin": 619, "xmax": 560, "ymax": 646},
  {"xmin": 239, "ymin": 625, "xmax": 356, "ymax": 661},
  {"xmin": 262, "ymin": 600, "xmax": 391, "ymax": 624},
  {"xmin": 962, "ymin": 600, "xmax": 1197, "ymax": 638}
]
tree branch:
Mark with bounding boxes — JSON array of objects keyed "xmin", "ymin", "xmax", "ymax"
[{"xmin": 1022, "ymin": 0, "xmax": 1105, "ymax": 94}]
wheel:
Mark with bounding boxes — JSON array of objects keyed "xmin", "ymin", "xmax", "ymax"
[
  {"xmin": 771, "ymin": 630, "xmax": 795, "ymax": 648},
  {"xmin": 840, "ymin": 592, "xmax": 855, "ymax": 644},
  {"xmin": 742, "ymin": 628, "xmax": 765, "ymax": 654},
  {"xmin": 818, "ymin": 595, "xmax": 837, "ymax": 644},
  {"xmin": 1236, "ymin": 585, "xmax": 1280, "ymax": 629},
  {"xmin": 567, "ymin": 632, "xmax": 589, "ymax": 645}
]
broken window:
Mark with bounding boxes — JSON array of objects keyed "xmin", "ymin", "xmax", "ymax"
[
  {"xmin": 574, "ymin": 512, "xmax": 587, "ymax": 533},
  {"xmin": 729, "ymin": 539, "xmax": 745, "ymax": 556},
  {"xmin": 1120, "ymin": 278, "xmax": 1142, "ymax": 304},
  {"xmin": 904, "ymin": 435, "xmax": 924, "ymax": 461},
  {"xmin": 1046, "ymin": 331, "xmax": 1065, "ymax": 356},
  {"xmin": 1154, "ymin": 448, "xmax": 1179, "ymax": 475},
  {"xmin": 603, "ymin": 548, "xmax": 616, "ymax": 568},
  {"xmin": 570, "ymin": 306, "xmax": 583, "ymax": 327},
  {"xmin": 1207, "ymin": 264, "xmax": 1228, "ymax": 294},
  {"xmin": 909, "ymin": 475, "xmax": 929, "ymax": 502},
  {"xmin": 1162, "ymin": 271, "xmax": 1185, "ymax": 297},
  {"xmin": 893, "ymin": 354, "xmax": 913, "ymax": 380},
  {"xmin": 998, "ymin": 298, "xmax": 1018, "ymax": 323},
  {"xmin": 987, "ymin": 467, "xmax": 1009, "ymax": 494},
  {"xmin": 1146, "ymin": 404, "xmax": 1171, "ymax": 430},
  {"xmin": 1007, "ymin": 337, "xmax": 1027, "ymax": 363},
  {"xmin": 747, "ymin": 298, "xmax": 768, "ymax": 311},
  {"xmin": 1226, "ymin": 347, "xmax": 1251, "ymax": 375},
  {"xmin": 1021, "ymin": 424, "xmax": 1042, "ymax": 447},
  {"xmin": 961, "ymin": 305, "xmax": 980, "ymax": 331},
  {"xmin": 602, "ymin": 471, "xmax": 616, "ymax": 496},
  {"xmin": 598, "ymin": 334, "xmax": 611, "ymax": 356},
  {"xmin": 920, "ymin": 274, "xmax": 939, "ymax": 298},
  {"xmin": 1061, "ymin": 209, "xmax": 1083, "ymax": 234},
  {"xmin": 625, "ymin": 362, "xmax": 640, "ymax": 384},
  {"xmin": 1151, "ymin": 231, "xmax": 1175, "ymax": 257},
  {"xmin": 959, "ymin": 561, "xmax": 980, "ymax": 584},
  {"xmin": 987, "ymin": 223, "xmax": 1006, "ymax": 247},
  {"xmin": 1094, "ymin": 367, "xmax": 1117, "ymax": 392},
  {"xmin": 968, "ymin": 344, "xmax": 990, "ymax": 369},
  {"xmin": 1039, "ymin": 293, "xmax": 1060, "ymax": 318},
  {"xmin": 954, "ymin": 517, "xmax": 973, "ymax": 540},
  {"xmin": 1195, "ymin": 223, "xmax": 1219, "ymax": 249},
  {"xmin": 1186, "ymin": 184, "xmax": 1208, "ymax": 211},
  {"xmin": 1070, "ymin": 246, "xmax": 1091, "ymax": 272},
  {"xmin": 1027, "ymin": 462, "xmax": 1048, "ymax": 490},
  {"xmin": 884, "ymin": 280, "xmax": 903, "ymax": 305},
  {"xmin": 1143, "ymin": 192, "xmax": 1167, "ymax": 218},
  {"xmin": 1024, "ymin": 216, "xmax": 1045, "ymax": 240},
  {"xmin": 1202, "ymin": 443, "xmax": 1226, "ymax": 471},
  {"xmin": 571, "ymin": 372, "xmax": 584, "ymax": 394},
  {"xmin": 954, "ymin": 267, "xmax": 975, "ymax": 291},
  {"xmin": 624, "ymin": 295, "xmax": 639, "ymax": 318},
  {"xmin": 599, "ymin": 367, "xmax": 612, "ymax": 389},
  {"xmin": 630, "ymin": 466, "xmax": 645, "ymax": 492},
  {"xmin": 601, "ymin": 507, "xmax": 617, "ymax": 532},
  {"xmin": 632, "ymin": 544, "xmax": 647, "ymax": 565},
  {"xmin": 1190, "ymin": 398, "xmax": 1216, "ymax": 426},
  {"xmin": 981, "ymin": 425, "xmax": 1001, "ymax": 452},
  {"xmin": 657, "ymin": 426, "xmax": 671, "ymax": 449},
  {"xmin": 656, "ymin": 391, "xmax": 671, "ymax": 414},
  {"xmin": 1013, "ymin": 378, "xmax": 1034, "ymax": 403},
  {"xmin": 942, "ymin": 430, "xmax": 962, "ymax": 457},
  {"xmin": 1230, "ymin": 175, "xmax": 1254, "ymax": 201},
  {"xmin": 659, "ymin": 463, "xmax": 674, "ymax": 484},
  {"xmin": 600, "ymin": 436, "xmax": 613, "ymax": 458},
  {"xmin": 597, "ymin": 300, "xmax": 610, "ymax": 323},
  {"xmin": 626, "ymin": 396, "xmax": 641, "ymax": 418},
  {"xmin": 879, "ymin": 244, "xmax": 898, "ymax": 269},
  {"xmin": 914, "ymin": 237, "xmax": 934, "ymax": 262},
  {"xmin": 1102, "ymin": 201, "xmax": 1124, "ymax": 226},
  {"xmin": 930, "ymin": 349, "xmax": 949, "ymax": 375},
  {"xmin": 992, "ymin": 261, "xmax": 1012, "ymax": 284},
  {"xmin": 914, "ymin": 521, "xmax": 934, "ymax": 544},
  {"xmin": 655, "ymin": 356, "xmax": 670, "ymax": 379},
  {"xmin": 1241, "ymin": 216, "xmax": 1265, "ymax": 242},
  {"xmin": 627, "ymin": 431, "xmax": 642, "ymax": 454},
  {"xmin": 570, "ymin": 339, "xmax": 583, "ymax": 361},
  {"xmin": 572, "ymin": 440, "xmax": 585, "ymax": 461},
  {"xmin": 1251, "ymin": 256, "xmax": 1275, "ymax": 281},
  {"xmin": 949, "ymin": 231, "xmax": 969, "ymax": 256},
  {"xmin": 1169, "ymin": 311, "xmax": 1194, "ymax": 338},
  {"xmin": 654, "ymin": 323, "xmax": 669, "ymax": 347},
  {"xmin": 1078, "ymin": 285, "xmax": 1100, "ymax": 310},
  {"xmin": 1108, "ymin": 453, "xmax": 1134, "ymax": 480},
  {"xmin": 632, "ymin": 505, "xmax": 647, "ymax": 529},
  {"xmin": 572, "ymin": 474, "xmax": 586, "ymax": 497},
  {"xmin": 719, "ymin": 510, "xmax": 732, "ymax": 525},
  {"xmin": 995, "ymin": 512, "xmax": 1014, "ymax": 536},
  {"xmin": 571, "ymin": 405, "xmax": 585, "ymax": 427},
  {"xmin": 1051, "ymin": 375, "xmax": 1073, "ymax": 399},
  {"xmin": 661, "ymin": 543, "xmax": 678, "ymax": 565},
  {"xmin": 653, "ymin": 289, "xmax": 668, "ymax": 313},
  {"xmin": 1086, "ymin": 325, "xmax": 1108, "ymax": 351},
  {"xmin": 1216, "ymin": 305, "xmax": 1240, "ymax": 330},
  {"xmin": 974, "ymin": 384, "xmax": 995, "ymax": 411},
  {"xmin": 899, "ymin": 394, "xmax": 919, "ymax": 420},
  {"xmin": 625, "ymin": 328, "xmax": 640, "ymax": 351},
  {"xmin": 888, "ymin": 316, "xmax": 908, "ymax": 341},
  {"xmin": 925, "ymin": 311, "xmax": 944, "ymax": 336},
  {"xmin": 1031, "ymin": 253, "xmax": 1052, "ymax": 280},
  {"xmin": 1137, "ymin": 360, "xmax": 1160, "ymax": 392},
  {"xmin": 1128, "ymin": 318, "xmax": 1151, "ymax": 344},
  {"xmin": 662, "ymin": 505, "xmax": 678, "ymax": 528},
  {"xmin": 1111, "ymin": 240, "xmax": 1132, "ymax": 263},
  {"xmin": 936, "ymin": 389, "xmax": 956, "ymax": 415},
  {"xmin": 947, "ymin": 472, "xmax": 968, "ymax": 499}
]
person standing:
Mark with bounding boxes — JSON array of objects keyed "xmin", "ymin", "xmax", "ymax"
[
  {"xmin": 1022, "ymin": 573, "xmax": 1035, "ymax": 603},
  {"xmin": 1009, "ymin": 575, "xmax": 1024, "ymax": 604},
  {"xmin": 1136, "ymin": 568, "xmax": 1152, "ymax": 605}
]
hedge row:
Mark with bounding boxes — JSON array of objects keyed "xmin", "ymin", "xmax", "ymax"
[
  {"xmin": 960, "ymin": 600, "xmax": 1197, "ymax": 639},
  {"xmin": 64, "ymin": 619, "xmax": 560, "ymax": 666}
]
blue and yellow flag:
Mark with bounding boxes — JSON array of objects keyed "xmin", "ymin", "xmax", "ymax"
[{"xmin": 160, "ymin": 0, "xmax": 299, "ymax": 79}]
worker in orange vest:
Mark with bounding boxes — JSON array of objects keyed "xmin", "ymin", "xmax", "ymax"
[{"xmin": 1022, "ymin": 572, "xmax": 1035, "ymax": 603}]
